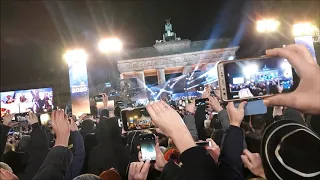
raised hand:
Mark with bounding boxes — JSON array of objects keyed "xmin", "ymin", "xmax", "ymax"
[
  {"xmin": 207, "ymin": 96, "xmax": 223, "ymax": 113},
  {"xmin": 2, "ymin": 113, "xmax": 17, "ymax": 127},
  {"xmin": 128, "ymin": 161, "xmax": 150, "ymax": 180},
  {"xmin": 51, "ymin": 110, "xmax": 70, "ymax": 147},
  {"xmin": 185, "ymin": 100, "xmax": 196, "ymax": 114},
  {"xmin": 146, "ymin": 101, "xmax": 196, "ymax": 153},
  {"xmin": 241, "ymin": 149, "xmax": 266, "ymax": 179},
  {"xmin": 69, "ymin": 117, "xmax": 78, "ymax": 131},
  {"xmin": 26, "ymin": 112, "xmax": 39, "ymax": 125},
  {"xmin": 101, "ymin": 93, "xmax": 109, "ymax": 108},
  {"xmin": 226, "ymin": 101, "xmax": 247, "ymax": 127},
  {"xmin": 205, "ymin": 138, "xmax": 220, "ymax": 163},
  {"xmin": 154, "ymin": 141, "xmax": 167, "ymax": 171},
  {"xmin": 264, "ymin": 44, "xmax": 320, "ymax": 114}
]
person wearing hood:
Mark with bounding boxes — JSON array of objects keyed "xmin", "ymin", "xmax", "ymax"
[
  {"xmin": 88, "ymin": 117, "xmax": 130, "ymax": 179},
  {"xmin": 79, "ymin": 120, "xmax": 96, "ymax": 139}
]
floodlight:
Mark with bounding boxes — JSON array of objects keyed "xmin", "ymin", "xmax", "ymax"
[
  {"xmin": 256, "ymin": 19, "xmax": 280, "ymax": 33},
  {"xmin": 63, "ymin": 49, "xmax": 88, "ymax": 65},
  {"xmin": 98, "ymin": 37, "xmax": 123, "ymax": 53}
]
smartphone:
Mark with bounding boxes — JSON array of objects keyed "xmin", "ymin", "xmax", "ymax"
[
  {"xmin": 195, "ymin": 98, "xmax": 209, "ymax": 106},
  {"xmin": 234, "ymin": 100, "xmax": 267, "ymax": 116},
  {"xmin": 218, "ymin": 56, "xmax": 294, "ymax": 101},
  {"xmin": 139, "ymin": 134, "xmax": 156, "ymax": 162},
  {"xmin": 14, "ymin": 112, "xmax": 29, "ymax": 122},
  {"xmin": 196, "ymin": 141, "xmax": 211, "ymax": 147},
  {"xmin": 121, "ymin": 107, "xmax": 155, "ymax": 131},
  {"xmin": 94, "ymin": 95, "xmax": 103, "ymax": 102}
]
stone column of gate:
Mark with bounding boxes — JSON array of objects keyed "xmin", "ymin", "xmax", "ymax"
[
  {"xmin": 183, "ymin": 65, "xmax": 193, "ymax": 75},
  {"xmin": 136, "ymin": 71, "xmax": 146, "ymax": 91},
  {"xmin": 157, "ymin": 69, "xmax": 166, "ymax": 85}
]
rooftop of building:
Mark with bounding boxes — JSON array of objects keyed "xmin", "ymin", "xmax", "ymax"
[{"xmin": 118, "ymin": 38, "xmax": 235, "ymax": 61}]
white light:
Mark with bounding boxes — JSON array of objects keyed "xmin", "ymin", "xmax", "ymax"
[
  {"xmin": 228, "ymin": 56, "xmax": 235, "ymax": 60},
  {"xmin": 40, "ymin": 113, "xmax": 50, "ymax": 125},
  {"xmin": 98, "ymin": 38, "xmax": 123, "ymax": 53},
  {"xmin": 256, "ymin": 19, "xmax": 280, "ymax": 33},
  {"xmin": 293, "ymin": 23, "xmax": 317, "ymax": 36},
  {"xmin": 63, "ymin": 49, "xmax": 88, "ymax": 65},
  {"xmin": 243, "ymin": 64, "xmax": 258, "ymax": 79},
  {"xmin": 281, "ymin": 62, "xmax": 291, "ymax": 69}
]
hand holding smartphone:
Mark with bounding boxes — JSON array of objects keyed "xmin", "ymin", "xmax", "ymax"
[{"xmin": 218, "ymin": 56, "xmax": 294, "ymax": 101}]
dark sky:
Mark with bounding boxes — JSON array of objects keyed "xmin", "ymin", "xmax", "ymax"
[{"xmin": 1, "ymin": 0, "xmax": 319, "ymax": 89}]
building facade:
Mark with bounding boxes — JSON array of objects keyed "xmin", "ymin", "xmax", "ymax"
[{"xmin": 117, "ymin": 21, "xmax": 239, "ymax": 90}]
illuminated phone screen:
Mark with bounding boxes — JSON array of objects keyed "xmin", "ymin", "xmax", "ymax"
[
  {"xmin": 140, "ymin": 135, "xmax": 156, "ymax": 161},
  {"xmin": 224, "ymin": 57, "xmax": 293, "ymax": 100}
]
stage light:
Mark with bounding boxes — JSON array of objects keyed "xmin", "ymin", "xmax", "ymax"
[
  {"xmin": 228, "ymin": 56, "xmax": 235, "ymax": 60},
  {"xmin": 40, "ymin": 113, "xmax": 51, "ymax": 125},
  {"xmin": 63, "ymin": 49, "xmax": 88, "ymax": 65},
  {"xmin": 98, "ymin": 37, "xmax": 123, "ymax": 53},
  {"xmin": 256, "ymin": 19, "xmax": 280, "ymax": 33},
  {"xmin": 243, "ymin": 64, "xmax": 258, "ymax": 79},
  {"xmin": 292, "ymin": 23, "xmax": 317, "ymax": 36}
]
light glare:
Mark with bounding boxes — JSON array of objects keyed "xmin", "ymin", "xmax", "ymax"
[
  {"xmin": 63, "ymin": 49, "xmax": 88, "ymax": 65},
  {"xmin": 98, "ymin": 38, "xmax": 123, "ymax": 53},
  {"xmin": 256, "ymin": 19, "xmax": 280, "ymax": 33},
  {"xmin": 293, "ymin": 23, "xmax": 317, "ymax": 36}
]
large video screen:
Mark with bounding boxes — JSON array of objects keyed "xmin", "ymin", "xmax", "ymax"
[{"xmin": 1, "ymin": 88, "xmax": 53, "ymax": 116}]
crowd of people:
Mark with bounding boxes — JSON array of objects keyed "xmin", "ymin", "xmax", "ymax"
[{"xmin": 1, "ymin": 44, "xmax": 320, "ymax": 180}]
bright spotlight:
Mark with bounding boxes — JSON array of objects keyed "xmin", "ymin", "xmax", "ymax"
[
  {"xmin": 243, "ymin": 64, "xmax": 258, "ymax": 79},
  {"xmin": 98, "ymin": 38, "xmax": 123, "ymax": 53},
  {"xmin": 228, "ymin": 56, "xmax": 235, "ymax": 60},
  {"xmin": 256, "ymin": 19, "xmax": 280, "ymax": 33},
  {"xmin": 292, "ymin": 23, "xmax": 317, "ymax": 37},
  {"xmin": 40, "ymin": 113, "xmax": 51, "ymax": 125},
  {"xmin": 63, "ymin": 49, "xmax": 88, "ymax": 65}
]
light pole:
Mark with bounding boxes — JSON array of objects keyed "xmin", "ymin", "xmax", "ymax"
[{"xmin": 63, "ymin": 48, "xmax": 91, "ymax": 117}]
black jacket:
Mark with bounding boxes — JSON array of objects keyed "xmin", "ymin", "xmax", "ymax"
[
  {"xmin": 66, "ymin": 131, "xmax": 85, "ymax": 180},
  {"xmin": 88, "ymin": 117, "xmax": 130, "ymax": 178},
  {"xmin": 157, "ymin": 160, "xmax": 185, "ymax": 180},
  {"xmin": 0, "ymin": 124, "xmax": 11, "ymax": 161},
  {"xmin": 180, "ymin": 146, "xmax": 218, "ymax": 180},
  {"xmin": 218, "ymin": 126, "xmax": 244, "ymax": 180},
  {"xmin": 18, "ymin": 123, "xmax": 50, "ymax": 180},
  {"xmin": 32, "ymin": 146, "xmax": 73, "ymax": 180}
]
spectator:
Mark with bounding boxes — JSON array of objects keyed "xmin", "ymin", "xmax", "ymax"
[{"xmin": 88, "ymin": 117, "xmax": 130, "ymax": 178}]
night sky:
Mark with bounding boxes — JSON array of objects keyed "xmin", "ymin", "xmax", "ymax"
[{"xmin": 1, "ymin": 0, "xmax": 319, "ymax": 89}]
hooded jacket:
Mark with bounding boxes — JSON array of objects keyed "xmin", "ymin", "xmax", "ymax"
[{"xmin": 88, "ymin": 117, "xmax": 130, "ymax": 178}]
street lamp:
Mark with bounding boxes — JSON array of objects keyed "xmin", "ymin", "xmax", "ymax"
[
  {"xmin": 98, "ymin": 37, "xmax": 123, "ymax": 53},
  {"xmin": 63, "ymin": 49, "xmax": 88, "ymax": 65},
  {"xmin": 256, "ymin": 19, "xmax": 280, "ymax": 33}
]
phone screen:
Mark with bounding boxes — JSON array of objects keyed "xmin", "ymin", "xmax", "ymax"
[
  {"xmin": 94, "ymin": 95, "xmax": 103, "ymax": 102},
  {"xmin": 140, "ymin": 134, "xmax": 156, "ymax": 161},
  {"xmin": 14, "ymin": 113, "xmax": 28, "ymax": 122},
  {"xmin": 121, "ymin": 107, "xmax": 155, "ymax": 131},
  {"xmin": 195, "ymin": 98, "xmax": 208, "ymax": 106},
  {"xmin": 223, "ymin": 57, "xmax": 293, "ymax": 100}
]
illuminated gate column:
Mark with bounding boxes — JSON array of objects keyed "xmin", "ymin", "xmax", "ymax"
[
  {"xmin": 136, "ymin": 71, "xmax": 146, "ymax": 91},
  {"xmin": 157, "ymin": 69, "xmax": 166, "ymax": 85},
  {"xmin": 64, "ymin": 49, "xmax": 91, "ymax": 117}
]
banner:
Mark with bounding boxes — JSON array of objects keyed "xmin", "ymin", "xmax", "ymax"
[{"xmin": 68, "ymin": 60, "xmax": 90, "ymax": 117}]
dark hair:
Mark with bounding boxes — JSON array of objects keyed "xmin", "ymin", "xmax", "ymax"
[{"xmin": 251, "ymin": 115, "xmax": 266, "ymax": 132}]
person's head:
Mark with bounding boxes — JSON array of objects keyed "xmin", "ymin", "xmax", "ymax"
[
  {"xmin": 96, "ymin": 117, "xmax": 122, "ymax": 145},
  {"xmin": 73, "ymin": 174, "xmax": 101, "ymax": 180},
  {"xmin": 99, "ymin": 169, "xmax": 121, "ymax": 180},
  {"xmin": 80, "ymin": 120, "xmax": 95, "ymax": 134},
  {"xmin": 16, "ymin": 135, "xmax": 30, "ymax": 152},
  {"xmin": 250, "ymin": 115, "xmax": 266, "ymax": 133}
]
